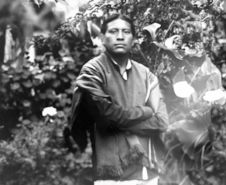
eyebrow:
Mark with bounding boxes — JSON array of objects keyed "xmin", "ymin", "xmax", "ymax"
[{"xmin": 108, "ymin": 28, "xmax": 131, "ymax": 30}]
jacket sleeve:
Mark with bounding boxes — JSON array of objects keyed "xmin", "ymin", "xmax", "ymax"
[
  {"xmin": 76, "ymin": 62, "xmax": 154, "ymax": 129},
  {"xmin": 125, "ymin": 94, "xmax": 169, "ymax": 135},
  {"xmin": 83, "ymin": 92, "xmax": 154, "ymax": 129},
  {"xmin": 124, "ymin": 73, "xmax": 169, "ymax": 135}
]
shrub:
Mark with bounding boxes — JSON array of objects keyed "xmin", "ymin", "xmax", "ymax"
[{"xmin": 0, "ymin": 112, "xmax": 92, "ymax": 185}]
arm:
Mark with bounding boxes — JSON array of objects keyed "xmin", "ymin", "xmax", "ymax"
[
  {"xmin": 123, "ymin": 73, "xmax": 169, "ymax": 135},
  {"xmin": 83, "ymin": 92, "xmax": 154, "ymax": 129},
  {"xmin": 125, "ymin": 97, "xmax": 169, "ymax": 135},
  {"xmin": 76, "ymin": 62, "xmax": 154, "ymax": 129}
]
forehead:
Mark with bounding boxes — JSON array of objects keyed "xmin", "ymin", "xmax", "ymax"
[{"xmin": 106, "ymin": 18, "xmax": 132, "ymax": 30}]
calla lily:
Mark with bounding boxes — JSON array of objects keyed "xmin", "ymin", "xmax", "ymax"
[
  {"xmin": 173, "ymin": 81, "xmax": 195, "ymax": 98},
  {"xmin": 164, "ymin": 35, "xmax": 181, "ymax": 50},
  {"xmin": 203, "ymin": 89, "xmax": 226, "ymax": 104},
  {"xmin": 143, "ymin": 23, "xmax": 161, "ymax": 40}
]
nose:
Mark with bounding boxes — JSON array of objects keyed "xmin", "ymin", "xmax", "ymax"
[{"xmin": 116, "ymin": 30, "xmax": 124, "ymax": 40}]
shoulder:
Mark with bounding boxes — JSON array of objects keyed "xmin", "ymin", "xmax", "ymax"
[
  {"xmin": 131, "ymin": 60, "xmax": 149, "ymax": 71},
  {"xmin": 83, "ymin": 54, "xmax": 103, "ymax": 69},
  {"xmin": 82, "ymin": 53, "xmax": 108, "ymax": 72},
  {"xmin": 131, "ymin": 60, "xmax": 152, "ymax": 75},
  {"xmin": 131, "ymin": 60, "xmax": 157, "ymax": 81}
]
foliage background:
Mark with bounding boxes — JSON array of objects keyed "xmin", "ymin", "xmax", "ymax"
[{"xmin": 0, "ymin": 0, "xmax": 226, "ymax": 185}]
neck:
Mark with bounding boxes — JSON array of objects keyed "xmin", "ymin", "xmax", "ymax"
[{"xmin": 106, "ymin": 51, "xmax": 129, "ymax": 67}]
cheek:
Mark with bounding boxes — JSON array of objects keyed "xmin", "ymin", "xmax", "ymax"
[
  {"xmin": 127, "ymin": 38, "xmax": 134, "ymax": 46},
  {"xmin": 103, "ymin": 37, "xmax": 114, "ymax": 45}
]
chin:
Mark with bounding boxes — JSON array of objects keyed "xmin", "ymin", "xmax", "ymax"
[
  {"xmin": 113, "ymin": 52, "xmax": 128, "ymax": 56},
  {"xmin": 107, "ymin": 48, "xmax": 129, "ymax": 56},
  {"xmin": 113, "ymin": 49, "xmax": 128, "ymax": 54}
]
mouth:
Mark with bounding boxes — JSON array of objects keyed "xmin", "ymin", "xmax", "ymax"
[{"xmin": 114, "ymin": 44, "xmax": 126, "ymax": 48}]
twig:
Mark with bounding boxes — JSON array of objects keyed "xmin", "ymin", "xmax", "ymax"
[
  {"xmin": 164, "ymin": 143, "xmax": 182, "ymax": 162},
  {"xmin": 179, "ymin": 175, "xmax": 189, "ymax": 185},
  {"xmin": 164, "ymin": 20, "xmax": 175, "ymax": 39}
]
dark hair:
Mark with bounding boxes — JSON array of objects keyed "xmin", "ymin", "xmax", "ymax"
[{"xmin": 101, "ymin": 14, "xmax": 135, "ymax": 36}]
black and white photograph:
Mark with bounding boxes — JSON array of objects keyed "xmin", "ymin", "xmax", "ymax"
[{"xmin": 0, "ymin": 0, "xmax": 226, "ymax": 184}]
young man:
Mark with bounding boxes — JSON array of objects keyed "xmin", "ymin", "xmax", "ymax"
[{"xmin": 71, "ymin": 14, "xmax": 168, "ymax": 185}]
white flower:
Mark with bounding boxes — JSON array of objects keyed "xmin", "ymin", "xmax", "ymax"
[
  {"xmin": 203, "ymin": 89, "xmax": 226, "ymax": 104},
  {"xmin": 164, "ymin": 35, "xmax": 182, "ymax": 50},
  {"xmin": 143, "ymin": 23, "xmax": 161, "ymax": 41},
  {"xmin": 173, "ymin": 81, "xmax": 195, "ymax": 98},
  {"xmin": 42, "ymin": 107, "xmax": 57, "ymax": 117},
  {"xmin": 218, "ymin": 39, "xmax": 226, "ymax": 44}
]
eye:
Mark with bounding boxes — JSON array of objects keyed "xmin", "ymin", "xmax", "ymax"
[
  {"xmin": 108, "ymin": 29, "xmax": 118, "ymax": 34},
  {"xmin": 123, "ymin": 29, "xmax": 132, "ymax": 34}
]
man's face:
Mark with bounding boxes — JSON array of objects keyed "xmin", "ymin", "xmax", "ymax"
[{"xmin": 102, "ymin": 19, "xmax": 134, "ymax": 55}]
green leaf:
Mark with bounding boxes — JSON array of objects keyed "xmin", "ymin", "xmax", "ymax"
[
  {"xmin": 205, "ymin": 165, "xmax": 214, "ymax": 172},
  {"xmin": 22, "ymin": 100, "xmax": 31, "ymax": 107},
  {"xmin": 10, "ymin": 83, "xmax": 20, "ymax": 90},
  {"xmin": 168, "ymin": 116, "xmax": 209, "ymax": 153},
  {"xmin": 67, "ymin": 72, "xmax": 76, "ymax": 80},
  {"xmin": 22, "ymin": 119, "xmax": 31, "ymax": 125},
  {"xmin": 34, "ymin": 74, "xmax": 45, "ymax": 82},
  {"xmin": 61, "ymin": 177, "xmax": 74, "ymax": 185},
  {"xmin": 22, "ymin": 80, "xmax": 32, "ymax": 88},
  {"xmin": 1, "ymin": 76, "xmax": 10, "ymax": 84},
  {"xmin": 23, "ymin": 158, "xmax": 36, "ymax": 169},
  {"xmin": 57, "ymin": 111, "xmax": 65, "ymax": 118},
  {"xmin": 194, "ymin": 130, "xmax": 208, "ymax": 147},
  {"xmin": 52, "ymin": 80, "xmax": 61, "ymax": 88},
  {"xmin": 61, "ymin": 77, "xmax": 69, "ymax": 82},
  {"xmin": 206, "ymin": 177, "xmax": 219, "ymax": 185},
  {"xmin": 1, "ymin": 65, "xmax": 9, "ymax": 71},
  {"xmin": 22, "ymin": 71, "xmax": 30, "ymax": 79},
  {"xmin": 44, "ymin": 71, "xmax": 56, "ymax": 80},
  {"xmin": 39, "ymin": 93, "xmax": 47, "ymax": 99}
]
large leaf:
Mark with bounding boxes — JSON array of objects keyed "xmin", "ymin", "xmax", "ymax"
[{"xmin": 168, "ymin": 113, "xmax": 210, "ymax": 153}]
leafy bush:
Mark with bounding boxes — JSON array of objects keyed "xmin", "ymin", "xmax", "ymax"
[
  {"xmin": 0, "ymin": 112, "xmax": 92, "ymax": 185},
  {"xmin": 0, "ymin": 28, "xmax": 95, "ymax": 138},
  {"xmin": 186, "ymin": 104, "xmax": 226, "ymax": 185},
  {"xmin": 0, "ymin": 55, "xmax": 76, "ymax": 137}
]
